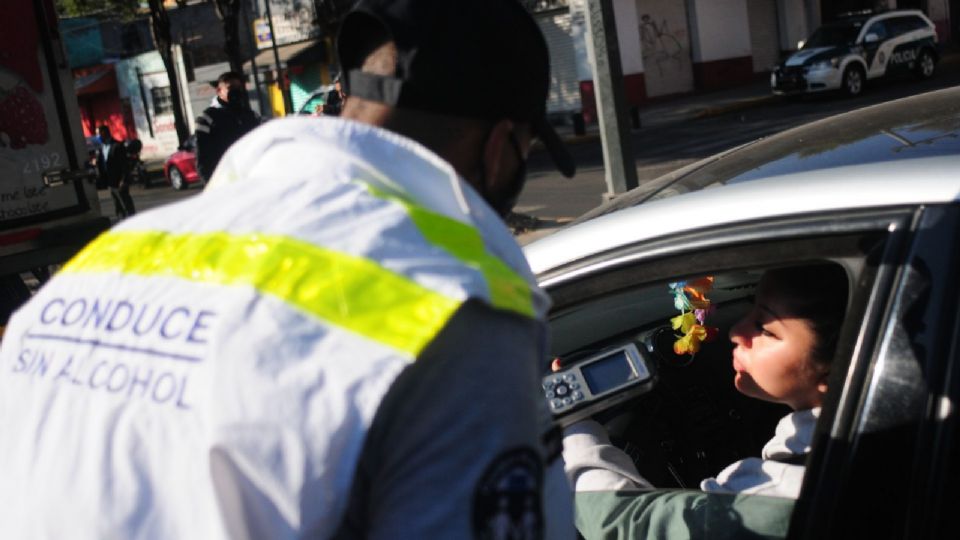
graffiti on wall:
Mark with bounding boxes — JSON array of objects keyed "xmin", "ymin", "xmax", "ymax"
[{"xmin": 639, "ymin": 14, "xmax": 687, "ymax": 76}]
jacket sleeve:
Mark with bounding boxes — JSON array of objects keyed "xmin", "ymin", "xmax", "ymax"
[
  {"xmin": 194, "ymin": 111, "xmax": 217, "ymax": 180},
  {"xmin": 333, "ymin": 300, "xmax": 575, "ymax": 540},
  {"xmin": 563, "ymin": 419, "xmax": 653, "ymax": 491},
  {"xmin": 573, "ymin": 490, "xmax": 794, "ymax": 540}
]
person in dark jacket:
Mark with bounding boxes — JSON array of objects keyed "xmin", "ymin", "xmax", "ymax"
[
  {"xmin": 323, "ymin": 76, "xmax": 346, "ymax": 116},
  {"xmin": 195, "ymin": 72, "xmax": 260, "ymax": 182},
  {"xmin": 96, "ymin": 125, "xmax": 136, "ymax": 219}
]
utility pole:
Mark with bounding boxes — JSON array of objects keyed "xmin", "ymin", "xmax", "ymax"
[
  {"xmin": 244, "ymin": 0, "xmax": 266, "ymax": 116},
  {"xmin": 584, "ymin": 0, "xmax": 638, "ymax": 199},
  {"xmin": 263, "ymin": 0, "xmax": 292, "ymax": 114}
]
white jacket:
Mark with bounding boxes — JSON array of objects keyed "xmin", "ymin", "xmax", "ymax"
[{"xmin": 0, "ymin": 117, "xmax": 572, "ymax": 539}]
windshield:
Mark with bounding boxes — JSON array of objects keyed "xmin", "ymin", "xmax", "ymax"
[{"xmin": 803, "ymin": 22, "xmax": 862, "ymax": 48}]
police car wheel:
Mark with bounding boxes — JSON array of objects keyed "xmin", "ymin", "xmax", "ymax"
[
  {"xmin": 842, "ymin": 65, "xmax": 864, "ymax": 97},
  {"xmin": 917, "ymin": 50, "xmax": 936, "ymax": 79},
  {"xmin": 169, "ymin": 166, "xmax": 186, "ymax": 190}
]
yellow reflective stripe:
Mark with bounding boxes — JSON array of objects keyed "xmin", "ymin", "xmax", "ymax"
[
  {"xmin": 362, "ymin": 184, "xmax": 535, "ymax": 319},
  {"xmin": 62, "ymin": 231, "xmax": 461, "ymax": 357}
]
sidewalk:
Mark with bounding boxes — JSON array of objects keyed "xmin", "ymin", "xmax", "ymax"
[{"xmin": 550, "ymin": 78, "xmax": 776, "ymax": 146}]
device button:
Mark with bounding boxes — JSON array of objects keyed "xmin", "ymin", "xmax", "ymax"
[
  {"xmin": 542, "ymin": 380, "xmax": 555, "ymax": 391},
  {"xmin": 545, "ymin": 390, "xmax": 555, "ymax": 399},
  {"xmin": 552, "ymin": 376, "xmax": 563, "ymax": 385},
  {"xmin": 551, "ymin": 399, "xmax": 564, "ymax": 410},
  {"xmin": 569, "ymin": 382, "xmax": 580, "ymax": 390},
  {"xmin": 572, "ymin": 391, "xmax": 584, "ymax": 401},
  {"xmin": 562, "ymin": 397, "xmax": 573, "ymax": 406},
  {"xmin": 555, "ymin": 385, "xmax": 568, "ymax": 396},
  {"xmin": 562, "ymin": 373, "xmax": 575, "ymax": 382}
]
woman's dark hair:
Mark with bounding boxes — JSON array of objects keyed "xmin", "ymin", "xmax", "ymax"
[{"xmin": 761, "ymin": 263, "xmax": 849, "ymax": 365}]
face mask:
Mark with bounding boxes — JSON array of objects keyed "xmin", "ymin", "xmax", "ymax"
[{"xmin": 226, "ymin": 88, "xmax": 246, "ymax": 107}]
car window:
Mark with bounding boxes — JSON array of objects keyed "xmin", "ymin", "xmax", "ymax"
[
  {"xmin": 865, "ymin": 20, "xmax": 888, "ymax": 41},
  {"xmin": 544, "ymin": 222, "xmax": 891, "ymax": 539},
  {"xmin": 893, "ymin": 15, "xmax": 930, "ymax": 34},
  {"xmin": 804, "ymin": 21, "xmax": 862, "ymax": 47}
]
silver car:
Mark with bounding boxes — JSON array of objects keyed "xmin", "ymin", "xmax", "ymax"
[{"xmin": 527, "ymin": 87, "xmax": 960, "ymax": 538}]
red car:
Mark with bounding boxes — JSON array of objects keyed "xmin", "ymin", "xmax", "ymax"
[{"xmin": 163, "ymin": 134, "xmax": 201, "ymax": 190}]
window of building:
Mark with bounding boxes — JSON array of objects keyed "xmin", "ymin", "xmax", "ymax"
[{"xmin": 151, "ymin": 86, "xmax": 173, "ymax": 115}]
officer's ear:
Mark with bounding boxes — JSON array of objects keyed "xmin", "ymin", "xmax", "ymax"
[{"xmin": 479, "ymin": 119, "xmax": 517, "ymax": 204}]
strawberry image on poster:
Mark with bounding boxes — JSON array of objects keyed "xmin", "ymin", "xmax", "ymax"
[
  {"xmin": 0, "ymin": 0, "xmax": 44, "ymax": 93},
  {"xmin": 0, "ymin": 85, "xmax": 49, "ymax": 149}
]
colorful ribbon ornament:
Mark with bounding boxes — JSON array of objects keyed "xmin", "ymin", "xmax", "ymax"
[{"xmin": 668, "ymin": 277, "xmax": 719, "ymax": 356}]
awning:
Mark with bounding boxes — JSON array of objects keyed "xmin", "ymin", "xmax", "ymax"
[
  {"xmin": 287, "ymin": 40, "xmax": 328, "ymax": 66},
  {"xmin": 73, "ymin": 64, "xmax": 118, "ymax": 96}
]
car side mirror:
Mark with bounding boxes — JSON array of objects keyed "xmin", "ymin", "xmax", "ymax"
[{"xmin": 864, "ymin": 33, "xmax": 879, "ymax": 44}]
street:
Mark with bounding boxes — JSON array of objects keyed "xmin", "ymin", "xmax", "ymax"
[
  {"xmin": 111, "ymin": 57, "xmax": 960, "ymax": 234},
  {"xmin": 520, "ymin": 53, "xmax": 960, "ymax": 231}
]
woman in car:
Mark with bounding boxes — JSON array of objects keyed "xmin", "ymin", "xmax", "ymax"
[{"xmin": 563, "ymin": 264, "xmax": 848, "ymax": 537}]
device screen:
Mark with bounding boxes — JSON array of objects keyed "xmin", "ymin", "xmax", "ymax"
[{"xmin": 581, "ymin": 350, "xmax": 636, "ymax": 394}]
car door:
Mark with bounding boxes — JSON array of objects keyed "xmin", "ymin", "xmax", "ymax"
[
  {"xmin": 790, "ymin": 204, "xmax": 960, "ymax": 539},
  {"xmin": 862, "ymin": 19, "xmax": 892, "ymax": 78},
  {"xmin": 538, "ymin": 205, "xmax": 937, "ymax": 538}
]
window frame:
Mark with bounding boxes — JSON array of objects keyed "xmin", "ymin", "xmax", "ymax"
[
  {"xmin": 539, "ymin": 206, "xmax": 923, "ymax": 538},
  {"xmin": 150, "ymin": 86, "xmax": 174, "ymax": 116}
]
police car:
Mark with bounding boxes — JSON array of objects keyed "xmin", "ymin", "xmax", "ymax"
[{"xmin": 771, "ymin": 10, "xmax": 938, "ymax": 97}]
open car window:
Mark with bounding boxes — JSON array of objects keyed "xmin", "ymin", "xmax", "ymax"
[{"xmin": 541, "ymin": 211, "xmax": 908, "ymax": 539}]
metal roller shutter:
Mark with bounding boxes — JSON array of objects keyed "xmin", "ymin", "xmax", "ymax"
[
  {"xmin": 536, "ymin": 10, "xmax": 582, "ymax": 114},
  {"xmin": 747, "ymin": 0, "xmax": 781, "ymax": 73}
]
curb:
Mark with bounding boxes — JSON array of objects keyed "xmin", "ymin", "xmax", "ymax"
[
  {"xmin": 549, "ymin": 88, "xmax": 777, "ymax": 146},
  {"xmin": 693, "ymin": 94, "xmax": 780, "ymax": 119}
]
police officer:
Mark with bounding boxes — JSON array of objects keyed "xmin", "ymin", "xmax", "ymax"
[
  {"xmin": 194, "ymin": 71, "xmax": 259, "ymax": 182},
  {"xmin": 0, "ymin": 0, "xmax": 576, "ymax": 538}
]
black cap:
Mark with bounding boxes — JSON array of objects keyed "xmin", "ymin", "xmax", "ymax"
[{"xmin": 337, "ymin": 0, "xmax": 575, "ymax": 178}]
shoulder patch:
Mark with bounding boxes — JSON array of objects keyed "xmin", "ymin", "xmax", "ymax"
[{"xmin": 472, "ymin": 447, "xmax": 543, "ymax": 540}]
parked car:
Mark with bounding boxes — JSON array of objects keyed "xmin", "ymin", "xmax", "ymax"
[
  {"xmin": 163, "ymin": 134, "xmax": 201, "ymax": 190},
  {"xmin": 525, "ymin": 88, "xmax": 960, "ymax": 538},
  {"xmin": 296, "ymin": 84, "xmax": 335, "ymax": 116},
  {"xmin": 771, "ymin": 9, "xmax": 938, "ymax": 97}
]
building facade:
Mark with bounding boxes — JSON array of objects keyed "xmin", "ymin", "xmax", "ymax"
[{"xmin": 534, "ymin": 0, "xmax": 953, "ymax": 123}]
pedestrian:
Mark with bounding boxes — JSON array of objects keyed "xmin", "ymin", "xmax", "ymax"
[
  {"xmin": 194, "ymin": 71, "xmax": 259, "ymax": 183},
  {"xmin": 95, "ymin": 125, "xmax": 135, "ymax": 218},
  {"xmin": 563, "ymin": 264, "xmax": 848, "ymax": 538},
  {"xmin": 323, "ymin": 74, "xmax": 345, "ymax": 116},
  {"xmin": 0, "ymin": 0, "xmax": 576, "ymax": 538}
]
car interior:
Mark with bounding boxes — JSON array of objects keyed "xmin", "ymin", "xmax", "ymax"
[{"xmin": 547, "ymin": 262, "xmax": 852, "ymax": 490}]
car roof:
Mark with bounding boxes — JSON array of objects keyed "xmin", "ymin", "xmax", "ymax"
[
  {"xmin": 835, "ymin": 8, "xmax": 923, "ymax": 23},
  {"xmin": 524, "ymin": 157, "xmax": 960, "ymax": 276},
  {"xmin": 574, "ymin": 87, "xmax": 960, "ymax": 223}
]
